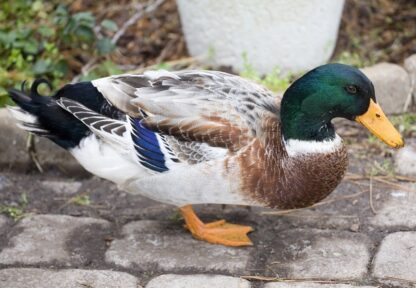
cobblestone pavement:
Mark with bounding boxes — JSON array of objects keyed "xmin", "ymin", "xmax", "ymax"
[{"xmin": 1, "ymin": 111, "xmax": 416, "ymax": 288}]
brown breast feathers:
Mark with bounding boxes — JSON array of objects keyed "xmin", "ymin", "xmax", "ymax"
[{"xmin": 237, "ymin": 117, "xmax": 348, "ymax": 209}]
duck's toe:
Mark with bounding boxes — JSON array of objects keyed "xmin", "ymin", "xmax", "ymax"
[
  {"xmin": 196, "ymin": 221, "xmax": 253, "ymax": 247},
  {"xmin": 180, "ymin": 205, "xmax": 253, "ymax": 247}
]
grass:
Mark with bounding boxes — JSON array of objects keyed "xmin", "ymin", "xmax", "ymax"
[
  {"xmin": 369, "ymin": 158, "xmax": 396, "ymax": 177},
  {"xmin": 367, "ymin": 134, "xmax": 383, "ymax": 146},
  {"xmin": 240, "ymin": 52, "xmax": 291, "ymax": 93},
  {"xmin": 169, "ymin": 210, "xmax": 183, "ymax": 224},
  {"xmin": 332, "ymin": 51, "xmax": 373, "ymax": 68},
  {"xmin": 0, "ymin": 192, "xmax": 29, "ymax": 221},
  {"xmin": 390, "ymin": 113, "xmax": 416, "ymax": 136},
  {"xmin": 68, "ymin": 194, "xmax": 91, "ymax": 206},
  {"xmin": 365, "ymin": 113, "xmax": 415, "ymax": 151}
]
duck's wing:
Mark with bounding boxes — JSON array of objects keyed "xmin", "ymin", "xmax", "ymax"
[
  {"xmin": 92, "ymin": 70, "xmax": 281, "ymax": 153},
  {"xmin": 56, "ymin": 97, "xmax": 183, "ymax": 173}
]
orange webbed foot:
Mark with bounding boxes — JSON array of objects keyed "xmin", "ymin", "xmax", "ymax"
[{"xmin": 180, "ymin": 205, "xmax": 253, "ymax": 247}]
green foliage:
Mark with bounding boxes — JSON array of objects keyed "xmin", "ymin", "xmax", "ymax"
[
  {"xmin": 332, "ymin": 51, "xmax": 373, "ymax": 68},
  {"xmin": 101, "ymin": 20, "xmax": 118, "ymax": 32},
  {"xmin": 154, "ymin": 62, "xmax": 172, "ymax": 70},
  {"xmin": 97, "ymin": 38, "xmax": 116, "ymax": 55},
  {"xmin": 0, "ymin": 206, "xmax": 25, "ymax": 221},
  {"xmin": 368, "ymin": 113, "xmax": 416, "ymax": 149},
  {"xmin": 169, "ymin": 210, "xmax": 183, "ymax": 224},
  {"xmin": 68, "ymin": 194, "xmax": 91, "ymax": 206},
  {"xmin": 0, "ymin": 0, "xmax": 119, "ymax": 106},
  {"xmin": 78, "ymin": 60, "xmax": 123, "ymax": 82},
  {"xmin": 390, "ymin": 113, "xmax": 416, "ymax": 136},
  {"xmin": 240, "ymin": 53, "xmax": 290, "ymax": 92},
  {"xmin": 369, "ymin": 158, "xmax": 395, "ymax": 177},
  {"xmin": 367, "ymin": 134, "xmax": 380, "ymax": 145},
  {"xmin": 0, "ymin": 192, "xmax": 29, "ymax": 221}
]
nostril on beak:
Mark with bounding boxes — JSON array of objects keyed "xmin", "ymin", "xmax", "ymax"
[{"xmin": 375, "ymin": 113, "xmax": 381, "ymax": 118}]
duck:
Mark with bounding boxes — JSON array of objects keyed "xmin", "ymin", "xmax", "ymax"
[{"xmin": 7, "ymin": 63, "xmax": 403, "ymax": 247}]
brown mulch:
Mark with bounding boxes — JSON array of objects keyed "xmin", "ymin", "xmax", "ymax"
[
  {"xmin": 70, "ymin": 0, "xmax": 187, "ymax": 71},
  {"xmin": 334, "ymin": 0, "xmax": 416, "ymax": 65},
  {"xmin": 69, "ymin": 0, "xmax": 415, "ymax": 73}
]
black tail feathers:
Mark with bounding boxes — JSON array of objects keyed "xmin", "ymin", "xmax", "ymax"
[
  {"xmin": 8, "ymin": 79, "xmax": 52, "ymax": 115},
  {"xmin": 8, "ymin": 79, "xmax": 90, "ymax": 149},
  {"xmin": 30, "ymin": 79, "xmax": 53, "ymax": 96}
]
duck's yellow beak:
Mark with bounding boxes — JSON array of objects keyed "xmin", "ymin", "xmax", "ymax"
[{"xmin": 355, "ymin": 99, "xmax": 404, "ymax": 148}]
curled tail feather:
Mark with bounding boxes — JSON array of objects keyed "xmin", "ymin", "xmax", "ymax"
[
  {"xmin": 7, "ymin": 79, "xmax": 91, "ymax": 149},
  {"xmin": 7, "ymin": 79, "xmax": 52, "ymax": 136}
]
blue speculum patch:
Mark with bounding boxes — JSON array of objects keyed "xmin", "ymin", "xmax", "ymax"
[{"xmin": 131, "ymin": 118, "xmax": 168, "ymax": 172}]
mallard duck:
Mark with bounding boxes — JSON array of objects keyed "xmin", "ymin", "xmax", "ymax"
[{"xmin": 8, "ymin": 63, "xmax": 403, "ymax": 247}]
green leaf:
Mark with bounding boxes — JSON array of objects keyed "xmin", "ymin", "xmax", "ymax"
[
  {"xmin": 0, "ymin": 86, "xmax": 8, "ymax": 97},
  {"xmin": 43, "ymin": 42, "xmax": 58, "ymax": 54},
  {"xmin": 33, "ymin": 59, "xmax": 51, "ymax": 75},
  {"xmin": 55, "ymin": 4, "xmax": 68, "ymax": 17},
  {"xmin": 0, "ymin": 205, "xmax": 25, "ymax": 221},
  {"xmin": 96, "ymin": 38, "xmax": 115, "ymax": 55},
  {"xmin": 23, "ymin": 40, "xmax": 38, "ymax": 54},
  {"xmin": 63, "ymin": 18, "xmax": 76, "ymax": 35},
  {"xmin": 32, "ymin": 0, "xmax": 44, "ymax": 12},
  {"xmin": 52, "ymin": 59, "xmax": 69, "ymax": 78},
  {"xmin": 69, "ymin": 195, "xmax": 91, "ymax": 206},
  {"xmin": 101, "ymin": 19, "xmax": 118, "ymax": 32},
  {"xmin": 155, "ymin": 62, "xmax": 171, "ymax": 70},
  {"xmin": 38, "ymin": 25, "xmax": 55, "ymax": 38},
  {"xmin": 101, "ymin": 60, "xmax": 122, "ymax": 75},
  {"xmin": 20, "ymin": 192, "xmax": 28, "ymax": 206},
  {"xmin": 54, "ymin": 5, "xmax": 69, "ymax": 26},
  {"xmin": 72, "ymin": 11, "xmax": 95, "ymax": 28},
  {"xmin": 8, "ymin": 49, "xmax": 25, "ymax": 69},
  {"xmin": 0, "ymin": 31, "xmax": 15, "ymax": 46},
  {"xmin": 17, "ymin": 28, "xmax": 32, "ymax": 38},
  {"xmin": 12, "ymin": 40, "xmax": 25, "ymax": 49},
  {"xmin": 74, "ymin": 26, "xmax": 95, "ymax": 42}
]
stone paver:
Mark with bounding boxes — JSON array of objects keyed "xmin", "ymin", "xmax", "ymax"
[
  {"xmin": 373, "ymin": 232, "xmax": 416, "ymax": 285},
  {"xmin": 0, "ymin": 109, "xmax": 84, "ymax": 175},
  {"xmin": 0, "ymin": 215, "xmax": 7, "ymax": 227},
  {"xmin": 266, "ymin": 210, "xmax": 360, "ymax": 231},
  {"xmin": 264, "ymin": 283, "xmax": 377, "ymax": 288},
  {"xmin": 371, "ymin": 189, "xmax": 416, "ymax": 228},
  {"xmin": 0, "ymin": 268, "xmax": 141, "ymax": 288},
  {"xmin": 145, "ymin": 274, "xmax": 250, "ymax": 288},
  {"xmin": 41, "ymin": 180, "xmax": 82, "ymax": 195},
  {"xmin": 0, "ymin": 215, "xmax": 7, "ymax": 233},
  {"xmin": 105, "ymin": 220, "xmax": 251, "ymax": 273},
  {"xmin": 0, "ymin": 214, "xmax": 110, "ymax": 265},
  {"xmin": 0, "ymin": 175, "xmax": 11, "ymax": 190},
  {"xmin": 394, "ymin": 145, "xmax": 416, "ymax": 177},
  {"xmin": 361, "ymin": 62, "xmax": 411, "ymax": 114},
  {"xmin": 2, "ymin": 89, "xmax": 416, "ymax": 287},
  {"xmin": 266, "ymin": 229, "xmax": 370, "ymax": 280}
]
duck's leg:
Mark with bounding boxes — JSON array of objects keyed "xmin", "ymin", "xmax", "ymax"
[{"xmin": 180, "ymin": 205, "xmax": 253, "ymax": 247}]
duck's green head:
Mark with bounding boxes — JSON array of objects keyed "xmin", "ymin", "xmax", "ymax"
[{"xmin": 280, "ymin": 63, "xmax": 403, "ymax": 148}]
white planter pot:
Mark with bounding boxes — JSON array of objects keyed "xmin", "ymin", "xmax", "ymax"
[{"xmin": 177, "ymin": 0, "xmax": 345, "ymax": 74}]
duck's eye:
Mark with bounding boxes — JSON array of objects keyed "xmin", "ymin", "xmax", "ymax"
[{"xmin": 345, "ymin": 85, "xmax": 358, "ymax": 94}]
